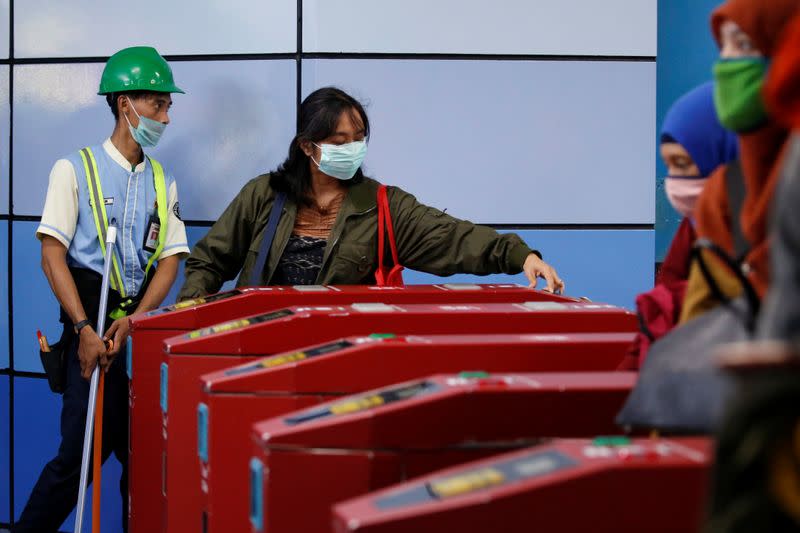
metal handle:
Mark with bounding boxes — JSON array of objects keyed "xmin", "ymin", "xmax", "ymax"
[{"xmin": 75, "ymin": 222, "xmax": 118, "ymax": 532}]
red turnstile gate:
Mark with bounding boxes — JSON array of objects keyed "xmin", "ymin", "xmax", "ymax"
[
  {"xmin": 127, "ymin": 284, "xmax": 575, "ymax": 532},
  {"xmin": 333, "ymin": 437, "xmax": 712, "ymax": 533},
  {"xmin": 160, "ymin": 301, "xmax": 636, "ymax": 533},
  {"xmin": 249, "ymin": 372, "xmax": 637, "ymax": 533},
  {"xmin": 198, "ymin": 332, "xmax": 634, "ymax": 532}
]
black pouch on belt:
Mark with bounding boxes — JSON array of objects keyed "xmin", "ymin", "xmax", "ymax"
[
  {"xmin": 39, "ymin": 324, "xmax": 75, "ymax": 394},
  {"xmin": 39, "ymin": 266, "xmax": 124, "ymax": 393},
  {"xmin": 43, "ymin": 266, "xmax": 156, "ymax": 391}
]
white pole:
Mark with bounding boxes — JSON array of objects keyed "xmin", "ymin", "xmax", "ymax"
[{"xmin": 75, "ymin": 223, "xmax": 118, "ymax": 532}]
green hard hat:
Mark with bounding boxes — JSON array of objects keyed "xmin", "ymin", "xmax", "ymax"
[{"xmin": 98, "ymin": 46, "xmax": 184, "ymax": 95}]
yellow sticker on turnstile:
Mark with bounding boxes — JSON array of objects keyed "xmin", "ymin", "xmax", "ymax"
[
  {"xmin": 185, "ymin": 309, "xmax": 295, "ymax": 339},
  {"xmin": 174, "ymin": 297, "xmax": 207, "ymax": 310},
  {"xmin": 223, "ymin": 339, "xmax": 355, "ymax": 377},
  {"xmin": 284, "ymin": 380, "xmax": 437, "ymax": 426},
  {"xmin": 429, "ymin": 468, "xmax": 505, "ymax": 498},
  {"xmin": 259, "ymin": 352, "xmax": 307, "ymax": 368},
  {"xmin": 152, "ymin": 290, "xmax": 244, "ymax": 315},
  {"xmin": 186, "ymin": 318, "xmax": 251, "ymax": 339},
  {"xmin": 330, "ymin": 395, "xmax": 384, "ymax": 415}
]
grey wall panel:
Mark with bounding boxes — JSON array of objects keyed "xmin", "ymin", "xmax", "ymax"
[
  {"xmin": 14, "ymin": 0, "xmax": 296, "ymax": 57},
  {"xmin": 303, "ymin": 0, "xmax": 657, "ymax": 56},
  {"xmin": 14, "ymin": 62, "xmax": 125, "ymax": 216},
  {"xmin": 13, "ymin": 60, "xmax": 297, "ymax": 220},
  {"xmin": 303, "ymin": 59, "xmax": 656, "ymax": 224},
  {"xmin": 0, "ymin": 0, "xmax": 8, "ymax": 58},
  {"xmin": 148, "ymin": 60, "xmax": 297, "ymax": 221},
  {"xmin": 1, "ymin": 65, "xmax": 8, "ymax": 214}
]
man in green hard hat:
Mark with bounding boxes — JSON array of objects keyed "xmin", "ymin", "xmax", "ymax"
[{"xmin": 15, "ymin": 46, "xmax": 189, "ymax": 532}]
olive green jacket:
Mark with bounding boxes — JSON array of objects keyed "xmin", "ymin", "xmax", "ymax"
[{"xmin": 177, "ymin": 174, "xmax": 536, "ymax": 300}]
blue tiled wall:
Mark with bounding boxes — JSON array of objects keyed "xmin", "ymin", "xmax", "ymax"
[
  {"xmin": 655, "ymin": 0, "xmax": 724, "ymax": 259},
  {"xmin": 404, "ymin": 229, "xmax": 654, "ymax": 310},
  {"xmin": 11, "ymin": 222, "xmax": 60, "ymax": 373},
  {"xmin": 0, "ymin": 375, "xmax": 9, "ymax": 524},
  {"xmin": 0, "ymin": 221, "xmax": 8, "ymax": 369},
  {"xmin": 13, "ymin": 377, "xmax": 123, "ymax": 532}
]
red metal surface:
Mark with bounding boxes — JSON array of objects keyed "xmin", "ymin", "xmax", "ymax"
[
  {"xmin": 126, "ymin": 283, "xmax": 574, "ymax": 533},
  {"xmin": 127, "ymin": 327, "xmax": 183, "ymax": 533},
  {"xmin": 161, "ymin": 302, "xmax": 634, "ymax": 532},
  {"xmin": 333, "ymin": 438, "xmax": 712, "ymax": 533},
  {"xmin": 137, "ymin": 284, "xmax": 578, "ymax": 331},
  {"xmin": 165, "ymin": 301, "xmax": 636, "ymax": 356},
  {"xmin": 249, "ymin": 372, "xmax": 637, "ymax": 533},
  {"xmin": 199, "ymin": 332, "xmax": 634, "ymax": 533},
  {"xmin": 161, "ymin": 355, "xmax": 255, "ymax": 533}
]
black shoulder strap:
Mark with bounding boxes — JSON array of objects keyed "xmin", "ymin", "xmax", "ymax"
[
  {"xmin": 725, "ymin": 160, "xmax": 750, "ymax": 261},
  {"xmin": 250, "ymin": 192, "xmax": 287, "ymax": 286}
]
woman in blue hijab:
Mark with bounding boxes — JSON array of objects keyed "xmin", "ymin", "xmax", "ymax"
[
  {"xmin": 660, "ymin": 81, "xmax": 739, "ymax": 220},
  {"xmin": 620, "ymin": 81, "xmax": 739, "ymax": 369}
]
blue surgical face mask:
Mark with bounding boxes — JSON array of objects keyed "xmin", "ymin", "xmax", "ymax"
[
  {"xmin": 124, "ymin": 96, "xmax": 166, "ymax": 148},
  {"xmin": 312, "ymin": 140, "xmax": 367, "ymax": 181}
]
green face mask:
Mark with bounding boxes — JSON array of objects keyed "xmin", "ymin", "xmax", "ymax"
[{"xmin": 713, "ymin": 58, "xmax": 769, "ymax": 132}]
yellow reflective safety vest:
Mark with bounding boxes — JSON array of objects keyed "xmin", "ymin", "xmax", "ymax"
[{"xmin": 78, "ymin": 147, "xmax": 168, "ymax": 316}]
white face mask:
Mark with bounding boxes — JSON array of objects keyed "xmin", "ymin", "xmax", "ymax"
[
  {"xmin": 124, "ymin": 96, "xmax": 166, "ymax": 148},
  {"xmin": 664, "ymin": 176, "xmax": 708, "ymax": 218},
  {"xmin": 312, "ymin": 141, "xmax": 368, "ymax": 180}
]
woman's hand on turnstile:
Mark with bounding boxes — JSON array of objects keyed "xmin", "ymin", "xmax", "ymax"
[
  {"xmin": 78, "ymin": 326, "xmax": 108, "ymax": 380},
  {"xmin": 523, "ymin": 253, "xmax": 565, "ymax": 294}
]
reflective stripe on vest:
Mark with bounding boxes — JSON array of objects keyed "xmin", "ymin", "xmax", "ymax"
[
  {"xmin": 78, "ymin": 147, "xmax": 168, "ymax": 298},
  {"xmin": 145, "ymin": 157, "xmax": 169, "ymax": 278}
]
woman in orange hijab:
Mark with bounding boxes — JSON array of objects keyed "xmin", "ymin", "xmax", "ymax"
[
  {"xmin": 680, "ymin": 0, "xmax": 800, "ymax": 322},
  {"xmin": 702, "ymin": 18, "xmax": 800, "ymax": 533},
  {"xmin": 765, "ymin": 14, "xmax": 800, "ymax": 131},
  {"xmin": 757, "ymin": 13, "xmax": 800, "ymax": 341}
]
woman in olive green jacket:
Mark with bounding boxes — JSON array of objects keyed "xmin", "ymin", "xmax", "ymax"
[{"xmin": 178, "ymin": 87, "xmax": 563, "ymax": 300}]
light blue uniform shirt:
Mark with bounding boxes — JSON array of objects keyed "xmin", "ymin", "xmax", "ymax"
[{"xmin": 37, "ymin": 139, "xmax": 190, "ymax": 296}]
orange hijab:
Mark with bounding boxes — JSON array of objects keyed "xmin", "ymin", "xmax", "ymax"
[
  {"xmin": 765, "ymin": 14, "xmax": 800, "ymax": 129},
  {"xmin": 695, "ymin": 0, "xmax": 798, "ymax": 296}
]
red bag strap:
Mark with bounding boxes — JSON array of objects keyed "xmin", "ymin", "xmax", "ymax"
[
  {"xmin": 378, "ymin": 186, "xmax": 386, "ymax": 269},
  {"xmin": 377, "ymin": 185, "xmax": 400, "ymax": 268}
]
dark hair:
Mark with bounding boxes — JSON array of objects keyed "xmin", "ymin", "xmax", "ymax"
[
  {"xmin": 270, "ymin": 87, "xmax": 370, "ymax": 205},
  {"xmin": 105, "ymin": 91, "xmax": 157, "ymax": 120}
]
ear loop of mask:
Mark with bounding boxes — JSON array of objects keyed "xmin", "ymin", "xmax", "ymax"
[
  {"xmin": 310, "ymin": 142, "xmax": 322, "ymax": 168},
  {"xmin": 123, "ymin": 96, "xmax": 140, "ymax": 129}
]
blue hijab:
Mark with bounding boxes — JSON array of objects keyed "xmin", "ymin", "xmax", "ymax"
[{"xmin": 661, "ymin": 82, "xmax": 739, "ymax": 177}]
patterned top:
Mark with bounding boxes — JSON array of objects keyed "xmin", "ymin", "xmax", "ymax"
[
  {"xmin": 272, "ymin": 191, "xmax": 344, "ymax": 285},
  {"xmin": 293, "ymin": 192, "xmax": 345, "ymax": 239},
  {"xmin": 272, "ymin": 235, "xmax": 327, "ymax": 285}
]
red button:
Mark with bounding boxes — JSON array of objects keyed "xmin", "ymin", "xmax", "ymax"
[{"xmin": 477, "ymin": 377, "xmax": 509, "ymax": 388}]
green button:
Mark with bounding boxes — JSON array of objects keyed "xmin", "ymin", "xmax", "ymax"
[
  {"xmin": 369, "ymin": 333, "xmax": 396, "ymax": 339},
  {"xmin": 592, "ymin": 436, "xmax": 631, "ymax": 447},
  {"xmin": 459, "ymin": 371, "xmax": 490, "ymax": 378}
]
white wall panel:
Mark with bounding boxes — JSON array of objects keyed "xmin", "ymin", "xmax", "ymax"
[
  {"xmin": 303, "ymin": 59, "xmax": 656, "ymax": 224},
  {"xmin": 304, "ymin": 0, "xmax": 657, "ymax": 56},
  {"xmin": 13, "ymin": 60, "xmax": 297, "ymax": 220},
  {"xmin": 14, "ymin": 0, "xmax": 296, "ymax": 58}
]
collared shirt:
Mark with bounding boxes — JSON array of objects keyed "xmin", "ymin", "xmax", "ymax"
[{"xmin": 36, "ymin": 139, "xmax": 190, "ymax": 296}]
